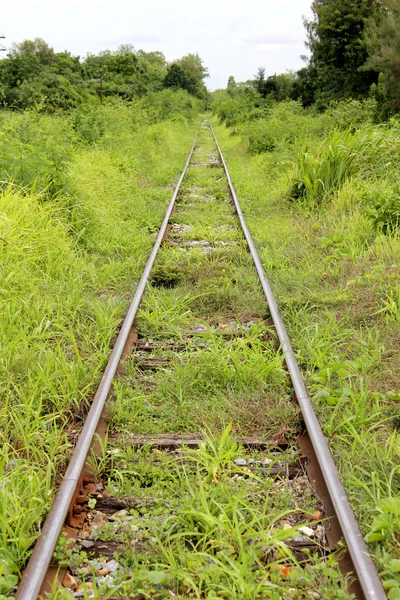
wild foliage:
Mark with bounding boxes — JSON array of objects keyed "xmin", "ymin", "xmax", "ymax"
[
  {"xmin": 304, "ymin": 0, "xmax": 381, "ymax": 106},
  {"xmin": 212, "ymin": 0, "xmax": 399, "ymax": 119},
  {"xmin": 0, "ymin": 39, "xmax": 209, "ymax": 110},
  {"xmin": 213, "ymin": 115, "xmax": 400, "ymax": 594},
  {"xmin": 364, "ymin": 0, "xmax": 400, "ymax": 111},
  {"xmin": 0, "ymin": 98, "xmax": 199, "ymax": 593}
]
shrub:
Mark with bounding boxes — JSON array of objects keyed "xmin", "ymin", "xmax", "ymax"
[
  {"xmin": 363, "ymin": 182, "xmax": 400, "ymax": 234},
  {"xmin": 289, "ymin": 127, "xmax": 397, "ymax": 205},
  {"xmin": 0, "ymin": 109, "xmax": 76, "ymax": 197},
  {"xmin": 328, "ymin": 98, "xmax": 378, "ymax": 128},
  {"xmin": 245, "ymin": 120, "xmax": 276, "ymax": 153},
  {"xmin": 241, "ymin": 101, "xmax": 333, "ymax": 155},
  {"xmin": 140, "ymin": 89, "xmax": 203, "ymax": 123}
]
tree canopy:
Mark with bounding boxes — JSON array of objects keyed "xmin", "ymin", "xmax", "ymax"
[
  {"xmin": 364, "ymin": 0, "xmax": 400, "ymax": 110},
  {"xmin": 0, "ymin": 38, "xmax": 209, "ymax": 111},
  {"xmin": 212, "ymin": 0, "xmax": 400, "ymax": 119},
  {"xmin": 304, "ymin": 0, "xmax": 381, "ymax": 106}
]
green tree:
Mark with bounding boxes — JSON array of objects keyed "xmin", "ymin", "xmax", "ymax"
[
  {"xmin": 227, "ymin": 76, "xmax": 236, "ymax": 88},
  {"xmin": 163, "ymin": 54, "xmax": 208, "ymax": 99},
  {"xmin": 171, "ymin": 53, "xmax": 208, "ymax": 98},
  {"xmin": 364, "ymin": 0, "xmax": 400, "ymax": 111},
  {"xmin": 8, "ymin": 38, "xmax": 55, "ymax": 66},
  {"xmin": 264, "ymin": 72, "xmax": 297, "ymax": 101},
  {"xmin": 0, "ymin": 38, "xmax": 205, "ymax": 109},
  {"xmin": 18, "ymin": 71, "xmax": 82, "ymax": 111},
  {"xmin": 305, "ymin": 0, "xmax": 381, "ymax": 105},
  {"xmin": 163, "ymin": 63, "xmax": 198, "ymax": 95},
  {"xmin": 291, "ymin": 66, "xmax": 318, "ymax": 106},
  {"xmin": 177, "ymin": 53, "xmax": 208, "ymax": 83}
]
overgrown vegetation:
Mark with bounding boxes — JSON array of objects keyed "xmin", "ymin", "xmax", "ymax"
[
  {"xmin": 46, "ymin": 126, "xmax": 350, "ymax": 600},
  {"xmin": 0, "ymin": 97, "xmax": 200, "ymax": 595},
  {"xmin": 2, "ymin": 1, "xmax": 400, "ymax": 596},
  {"xmin": 212, "ymin": 98, "xmax": 400, "ymax": 596},
  {"xmin": 213, "ymin": 0, "xmax": 400, "ymax": 121},
  {"xmin": 0, "ymin": 38, "xmax": 209, "ymax": 111}
]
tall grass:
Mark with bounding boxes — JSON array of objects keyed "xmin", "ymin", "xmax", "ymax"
[
  {"xmin": 290, "ymin": 127, "xmax": 399, "ymax": 206},
  {"xmin": 0, "ymin": 100, "xmax": 198, "ymax": 593}
]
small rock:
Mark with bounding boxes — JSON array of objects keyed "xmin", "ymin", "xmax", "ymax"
[
  {"xmin": 308, "ymin": 592, "xmax": 322, "ymax": 599},
  {"xmin": 73, "ymin": 583, "xmax": 94, "ymax": 598},
  {"xmin": 310, "ymin": 510, "xmax": 323, "ymax": 521},
  {"xmin": 88, "ymin": 527, "xmax": 99, "ymax": 540},
  {"xmin": 234, "ymin": 458, "xmax": 247, "ymax": 466},
  {"xmin": 62, "ymin": 573, "xmax": 78, "ymax": 590},
  {"xmin": 299, "ymin": 526, "xmax": 315, "ymax": 537},
  {"xmin": 97, "ymin": 568, "xmax": 109, "ymax": 577},
  {"xmin": 92, "ymin": 511, "xmax": 108, "ymax": 524},
  {"xmin": 191, "ymin": 324, "xmax": 207, "ymax": 332},
  {"xmin": 109, "ymin": 509, "xmax": 128, "ymax": 521},
  {"xmin": 283, "ymin": 524, "xmax": 292, "ymax": 530},
  {"xmin": 105, "ymin": 559, "xmax": 119, "ymax": 572},
  {"xmin": 80, "ymin": 540, "xmax": 94, "ymax": 549}
]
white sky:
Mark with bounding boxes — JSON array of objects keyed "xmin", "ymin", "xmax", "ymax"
[{"xmin": 1, "ymin": 0, "xmax": 313, "ymax": 90}]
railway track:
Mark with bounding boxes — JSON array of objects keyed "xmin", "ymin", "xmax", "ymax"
[{"xmin": 16, "ymin": 122, "xmax": 386, "ymax": 600}]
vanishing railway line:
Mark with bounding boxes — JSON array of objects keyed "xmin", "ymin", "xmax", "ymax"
[{"xmin": 16, "ymin": 122, "xmax": 386, "ymax": 599}]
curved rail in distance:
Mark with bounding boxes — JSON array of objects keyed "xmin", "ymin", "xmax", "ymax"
[{"xmin": 16, "ymin": 121, "xmax": 386, "ymax": 600}]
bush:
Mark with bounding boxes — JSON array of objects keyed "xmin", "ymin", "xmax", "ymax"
[
  {"xmin": 328, "ymin": 98, "xmax": 378, "ymax": 128},
  {"xmin": 241, "ymin": 101, "xmax": 333, "ymax": 155},
  {"xmin": 0, "ymin": 109, "xmax": 76, "ymax": 197},
  {"xmin": 245, "ymin": 120, "xmax": 276, "ymax": 153},
  {"xmin": 289, "ymin": 127, "xmax": 398, "ymax": 205},
  {"xmin": 212, "ymin": 87, "xmax": 262, "ymax": 128},
  {"xmin": 364, "ymin": 182, "xmax": 400, "ymax": 234},
  {"xmin": 140, "ymin": 89, "xmax": 203, "ymax": 123}
]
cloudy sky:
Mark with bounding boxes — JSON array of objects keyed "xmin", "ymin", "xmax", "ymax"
[{"xmin": 1, "ymin": 0, "xmax": 313, "ymax": 90}]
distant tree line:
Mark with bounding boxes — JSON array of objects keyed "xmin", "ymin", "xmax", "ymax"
[
  {"xmin": 0, "ymin": 38, "xmax": 209, "ymax": 111},
  {"xmin": 220, "ymin": 0, "xmax": 400, "ymax": 118}
]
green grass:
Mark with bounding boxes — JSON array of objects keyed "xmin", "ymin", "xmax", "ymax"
[
  {"xmin": 0, "ymin": 103, "xmax": 198, "ymax": 594},
  {"xmin": 53, "ymin": 429, "xmax": 351, "ymax": 599},
  {"xmin": 212, "ymin": 115, "xmax": 400, "ymax": 596},
  {"xmin": 4, "ymin": 103, "xmax": 397, "ymax": 597}
]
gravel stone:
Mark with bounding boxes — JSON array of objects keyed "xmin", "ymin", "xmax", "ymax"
[{"xmin": 105, "ymin": 559, "xmax": 119, "ymax": 572}]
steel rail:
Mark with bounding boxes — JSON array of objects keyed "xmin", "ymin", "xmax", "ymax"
[
  {"xmin": 15, "ymin": 123, "xmax": 201, "ymax": 600},
  {"xmin": 209, "ymin": 123, "xmax": 386, "ymax": 600}
]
